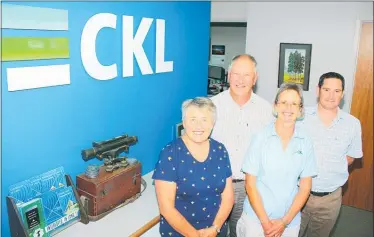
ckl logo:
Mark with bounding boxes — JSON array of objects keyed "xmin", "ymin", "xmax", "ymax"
[{"xmin": 81, "ymin": 13, "xmax": 173, "ymax": 80}]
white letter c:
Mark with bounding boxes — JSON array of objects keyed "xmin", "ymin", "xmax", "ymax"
[{"xmin": 81, "ymin": 13, "xmax": 117, "ymax": 80}]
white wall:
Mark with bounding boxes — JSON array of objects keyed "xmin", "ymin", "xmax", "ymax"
[
  {"xmin": 210, "ymin": 26, "xmax": 247, "ymax": 70},
  {"xmin": 245, "ymin": 2, "xmax": 373, "ymax": 112},
  {"xmin": 211, "ymin": 2, "xmax": 247, "ymax": 22}
]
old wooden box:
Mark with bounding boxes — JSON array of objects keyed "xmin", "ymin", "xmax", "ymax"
[{"xmin": 76, "ymin": 162, "xmax": 141, "ymax": 218}]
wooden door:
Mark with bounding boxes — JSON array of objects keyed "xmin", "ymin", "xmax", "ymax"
[{"xmin": 342, "ymin": 22, "xmax": 373, "ymax": 211}]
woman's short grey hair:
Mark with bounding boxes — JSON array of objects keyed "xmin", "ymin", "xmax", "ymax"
[
  {"xmin": 182, "ymin": 97, "xmax": 217, "ymax": 123},
  {"xmin": 273, "ymin": 83, "xmax": 305, "ymax": 120},
  {"xmin": 228, "ymin": 54, "xmax": 258, "ymax": 72}
]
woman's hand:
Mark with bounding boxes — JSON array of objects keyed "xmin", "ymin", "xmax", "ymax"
[
  {"xmin": 266, "ymin": 219, "xmax": 286, "ymax": 237},
  {"xmin": 197, "ymin": 227, "xmax": 217, "ymax": 237},
  {"xmin": 261, "ymin": 220, "xmax": 274, "ymax": 236}
]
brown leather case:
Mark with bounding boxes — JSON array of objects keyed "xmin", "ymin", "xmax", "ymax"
[{"xmin": 76, "ymin": 162, "xmax": 141, "ymax": 217}]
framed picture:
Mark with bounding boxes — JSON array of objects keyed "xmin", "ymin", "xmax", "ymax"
[
  {"xmin": 278, "ymin": 43, "xmax": 312, "ymax": 91},
  {"xmin": 212, "ymin": 45, "xmax": 225, "ymax": 55}
]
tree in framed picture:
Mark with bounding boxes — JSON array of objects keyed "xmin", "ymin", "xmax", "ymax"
[{"xmin": 278, "ymin": 43, "xmax": 312, "ymax": 91}]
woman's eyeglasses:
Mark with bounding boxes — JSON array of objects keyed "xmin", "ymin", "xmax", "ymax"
[{"xmin": 277, "ymin": 101, "xmax": 302, "ymax": 109}]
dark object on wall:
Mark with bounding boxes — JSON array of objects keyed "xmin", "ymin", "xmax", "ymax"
[
  {"xmin": 76, "ymin": 162, "xmax": 142, "ymax": 221},
  {"xmin": 176, "ymin": 122, "xmax": 184, "ymax": 138},
  {"xmin": 7, "ymin": 175, "xmax": 89, "ymax": 237},
  {"xmin": 210, "ymin": 22, "xmax": 247, "ymax": 27},
  {"xmin": 278, "ymin": 43, "xmax": 312, "ymax": 91},
  {"xmin": 212, "ymin": 45, "xmax": 225, "ymax": 55},
  {"xmin": 81, "ymin": 134, "xmax": 138, "ymax": 172}
]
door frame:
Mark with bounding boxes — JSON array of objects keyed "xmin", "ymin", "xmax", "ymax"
[
  {"xmin": 343, "ymin": 19, "xmax": 373, "ymax": 210},
  {"xmin": 347, "ymin": 19, "xmax": 373, "ymax": 112}
]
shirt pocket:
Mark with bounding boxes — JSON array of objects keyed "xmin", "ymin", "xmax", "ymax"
[{"xmin": 328, "ymin": 131, "xmax": 351, "ymax": 156}]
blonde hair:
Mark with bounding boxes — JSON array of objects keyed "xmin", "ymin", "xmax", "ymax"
[
  {"xmin": 273, "ymin": 83, "xmax": 305, "ymax": 120},
  {"xmin": 182, "ymin": 97, "xmax": 216, "ymax": 123}
]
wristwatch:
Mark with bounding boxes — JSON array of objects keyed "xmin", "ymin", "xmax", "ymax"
[{"xmin": 211, "ymin": 224, "xmax": 220, "ymax": 234}]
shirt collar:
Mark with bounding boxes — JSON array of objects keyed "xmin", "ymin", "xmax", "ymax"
[
  {"xmin": 309, "ymin": 105, "xmax": 344, "ymax": 121},
  {"xmin": 336, "ymin": 107, "xmax": 343, "ymax": 120},
  {"xmin": 268, "ymin": 121, "xmax": 305, "ymax": 139},
  {"xmin": 228, "ymin": 90, "xmax": 257, "ymax": 109}
]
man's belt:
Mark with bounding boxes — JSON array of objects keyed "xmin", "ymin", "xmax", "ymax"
[
  {"xmin": 310, "ymin": 190, "xmax": 333, "ymax": 197},
  {"xmin": 232, "ymin": 179, "xmax": 244, "ymax": 183}
]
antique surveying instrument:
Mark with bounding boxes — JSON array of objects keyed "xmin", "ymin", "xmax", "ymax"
[
  {"xmin": 81, "ymin": 134, "xmax": 138, "ymax": 172},
  {"xmin": 78, "ymin": 134, "xmax": 143, "ymax": 220}
]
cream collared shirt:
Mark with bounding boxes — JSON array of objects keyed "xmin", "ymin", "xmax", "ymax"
[{"xmin": 210, "ymin": 90, "xmax": 273, "ymax": 180}]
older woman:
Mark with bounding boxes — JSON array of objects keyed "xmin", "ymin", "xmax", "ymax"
[
  {"xmin": 236, "ymin": 83, "xmax": 317, "ymax": 237},
  {"xmin": 153, "ymin": 97, "xmax": 234, "ymax": 237}
]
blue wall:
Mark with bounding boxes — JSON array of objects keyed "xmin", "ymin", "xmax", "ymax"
[{"xmin": 1, "ymin": 2, "xmax": 210, "ymax": 236}]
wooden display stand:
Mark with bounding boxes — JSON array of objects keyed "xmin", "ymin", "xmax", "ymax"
[{"xmin": 7, "ymin": 174, "xmax": 89, "ymax": 237}]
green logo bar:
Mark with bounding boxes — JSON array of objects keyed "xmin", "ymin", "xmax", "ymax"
[{"xmin": 1, "ymin": 37, "xmax": 69, "ymax": 61}]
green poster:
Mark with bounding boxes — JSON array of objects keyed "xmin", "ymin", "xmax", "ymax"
[{"xmin": 1, "ymin": 37, "xmax": 69, "ymax": 61}]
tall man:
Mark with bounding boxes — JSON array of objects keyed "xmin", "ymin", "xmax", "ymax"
[
  {"xmin": 210, "ymin": 54, "xmax": 273, "ymax": 237},
  {"xmin": 299, "ymin": 72, "xmax": 363, "ymax": 237}
]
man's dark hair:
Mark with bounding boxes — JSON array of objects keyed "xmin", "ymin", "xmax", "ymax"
[{"xmin": 318, "ymin": 72, "xmax": 345, "ymax": 90}]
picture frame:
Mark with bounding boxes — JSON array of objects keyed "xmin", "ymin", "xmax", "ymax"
[
  {"xmin": 278, "ymin": 43, "xmax": 312, "ymax": 91},
  {"xmin": 212, "ymin": 45, "xmax": 225, "ymax": 55}
]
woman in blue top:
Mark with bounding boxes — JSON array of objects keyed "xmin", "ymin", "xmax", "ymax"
[
  {"xmin": 153, "ymin": 97, "xmax": 234, "ymax": 237},
  {"xmin": 237, "ymin": 84, "xmax": 317, "ymax": 237}
]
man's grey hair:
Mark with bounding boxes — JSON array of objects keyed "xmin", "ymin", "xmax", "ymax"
[
  {"xmin": 182, "ymin": 97, "xmax": 217, "ymax": 123},
  {"xmin": 273, "ymin": 83, "xmax": 305, "ymax": 119},
  {"xmin": 228, "ymin": 54, "xmax": 258, "ymax": 72}
]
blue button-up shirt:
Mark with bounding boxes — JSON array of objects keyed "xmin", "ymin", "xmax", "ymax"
[
  {"xmin": 299, "ymin": 106, "xmax": 363, "ymax": 192},
  {"xmin": 241, "ymin": 122, "xmax": 317, "ymax": 227}
]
